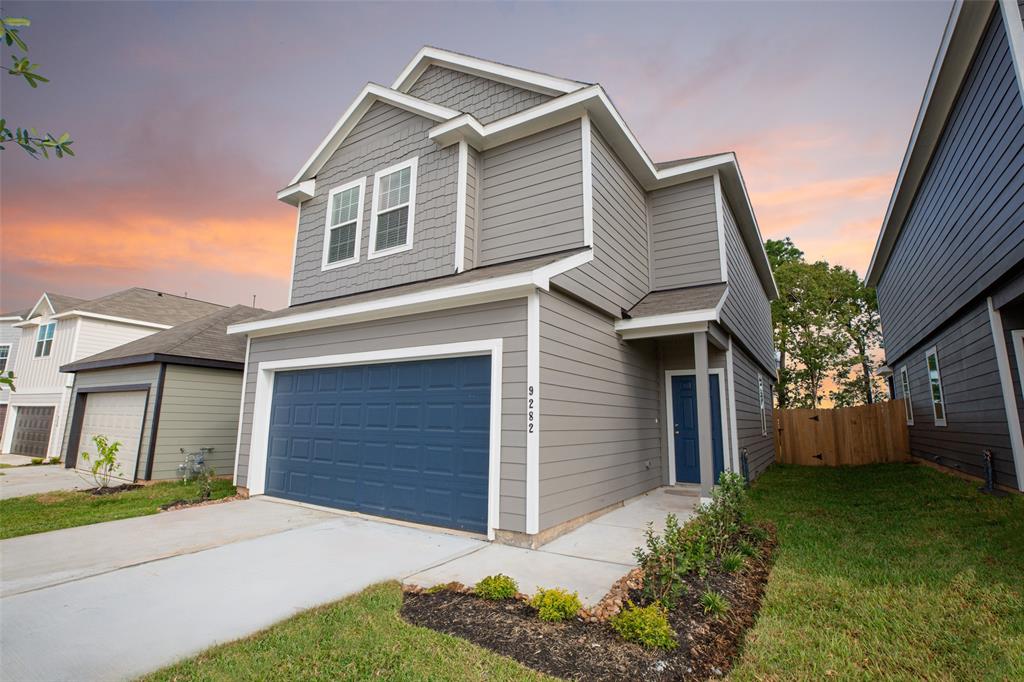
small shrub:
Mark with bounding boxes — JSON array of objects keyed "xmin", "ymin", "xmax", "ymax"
[
  {"xmin": 747, "ymin": 524, "xmax": 769, "ymax": 543},
  {"xmin": 721, "ymin": 552, "xmax": 745, "ymax": 572},
  {"xmin": 475, "ymin": 574, "xmax": 518, "ymax": 601},
  {"xmin": 78, "ymin": 435, "xmax": 123, "ymax": 489},
  {"xmin": 691, "ymin": 472, "xmax": 750, "ymax": 555},
  {"xmin": 700, "ymin": 590, "xmax": 729, "ymax": 616},
  {"xmin": 30, "ymin": 457, "xmax": 43, "ymax": 465},
  {"xmin": 737, "ymin": 539, "xmax": 757, "ymax": 557},
  {"xmin": 633, "ymin": 514, "xmax": 712, "ymax": 608},
  {"xmin": 46, "ymin": 456, "xmax": 60, "ymax": 465},
  {"xmin": 610, "ymin": 602, "xmax": 678, "ymax": 650},
  {"xmin": 530, "ymin": 588, "xmax": 581, "ymax": 622}
]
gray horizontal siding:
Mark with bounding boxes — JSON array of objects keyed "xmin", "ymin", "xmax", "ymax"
[
  {"xmin": 892, "ymin": 298, "xmax": 1018, "ymax": 489},
  {"xmin": 720, "ymin": 197, "xmax": 776, "ymax": 374},
  {"xmin": 237, "ymin": 299, "xmax": 529, "ymax": 532},
  {"xmin": 478, "ymin": 121, "xmax": 584, "ymax": 266},
  {"xmin": 464, "ymin": 146, "xmax": 480, "ymax": 270},
  {"xmin": 150, "ymin": 365, "xmax": 242, "ymax": 481},
  {"xmin": 648, "ymin": 176, "xmax": 721, "ymax": 290},
  {"xmin": 291, "ymin": 101, "xmax": 458, "ymax": 306},
  {"xmin": 406, "ymin": 65, "xmax": 551, "ymax": 125},
  {"xmin": 876, "ymin": 13, "xmax": 1024, "ymax": 362},
  {"xmin": 538, "ymin": 290, "xmax": 661, "ymax": 530},
  {"xmin": 553, "ymin": 126, "xmax": 650, "ymax": 316},
  {"xmin": 732, "ymin": 344, "xmax": 775, "ymax": 479}
]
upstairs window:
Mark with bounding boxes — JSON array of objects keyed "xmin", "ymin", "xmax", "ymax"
[
  {"xmin": 925, "ymin": 347, "xmax": 946, "ymax": 426},
  {"xmin": 899, "ymin": 365, "xmax": 914, "ymax": 425},
  {"xmin": 758, "ymin": 374, "xmax": 767, "ymax": 436},
  {"xmin": 0, "ymin": 344, "xmax": 9, "ymax": 372},
  {"xmin": 35, "ymin": 322, "xmax": 55, "ymax": 357},
  {"xmin": 369, "ymin": 158, "xmax": 417, "ymax": 259},
  {"xmin": 322, "ymin": 178, "xmax": 365, "ymax": 269}
]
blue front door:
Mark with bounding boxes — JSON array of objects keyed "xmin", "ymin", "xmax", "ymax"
[
  {"xmin": 671, "ymin": 374, "xmax": 725, "ymax": 485},
  {"xmin": 265, "ymin": 356, "xmax": 491, "ymax": 533}
]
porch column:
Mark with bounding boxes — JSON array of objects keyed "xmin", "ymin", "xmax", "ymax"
[{"xmin": 694, "ymin": 331, "xmax": 715, "ymax": 497}]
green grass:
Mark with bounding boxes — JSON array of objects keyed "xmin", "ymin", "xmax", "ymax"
[
  {"xmin": 732, "ymin": 463, "xmax": 1024, "ymax": 680},
  {"xmin": 0, "ymin": 479, "xmax": 236, "ymax": 539},
  {"xmin": 144, "ymin": 582, "xmax": 548, "ymax": 682}
]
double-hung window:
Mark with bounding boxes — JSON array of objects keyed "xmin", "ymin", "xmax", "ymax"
[
  {"xmin": 899, "ymin": 365, "xmax": 914, "ymax": 425},
  {"xmin": 758, "ymin": 374, "xmax": 767, "ymax": 436},
  {"xmin": 924, "ymin": 347, "xmax": 946, "ymax": 426},
  {"xmin": 0, "ymin": 344, "xmax": 9, "ymax": 372},
  {"xmin": 369, "ymin": 157, "xmax": 417, "ymax": 259},
  {"xmin": 35, "ymin": 322, "xmax": 55, "ymax": 358},
  {"xmin": 322, "ymin": 178, "xmax": 365, "ymax": 269}
]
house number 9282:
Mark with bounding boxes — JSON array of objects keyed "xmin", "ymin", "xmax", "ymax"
[{"xmin": 527, "ymin": 385, "xmax": 535, "ymax": 434}]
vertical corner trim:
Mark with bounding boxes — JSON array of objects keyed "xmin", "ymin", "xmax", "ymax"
[
  {"xmin": 998, "ymin": 0, "xmax": 1024, "ymax": 112},
  {"xmin": 454, "ymin": 140, "xmax": 469, "ymax": 273},
  {"xmin": 526, "ymin": 290, "xmax": 541, "ymax": 534},
  {"xmin": 581, "ymin": 114, "xmax": 594, "ymax": 248},
  {"xmin": 287, "ymin": 203, "xmax": 302, "ymax": 307},
  {"xmin": 144, "ymin": 362, "xmax": 168, "ymax": 481},
  {"xmin": 713, "ymin": 170, "xmax": 728, "ymax": 282},
  {"xmin": 987, "ymin": 297, "xmax": 1024, "ymax": 490},
  {"xmin": 233, "ymin": 335, "xmax": 252, "ymax": 486}
]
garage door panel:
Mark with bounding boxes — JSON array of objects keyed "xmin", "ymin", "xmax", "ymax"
[
  {"xmin": 266, "ymin": 356, "xmax": 491, "ymax": 533},
  {"xmin": 77, "ymin": 391, "xmax": 147, "ymax": 482},
  {"xmin": 11, "ymin": 406, "xmax": 55, "ymax": 457}
]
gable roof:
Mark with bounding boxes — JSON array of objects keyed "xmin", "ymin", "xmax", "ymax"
[
  {"xmin": 62, "ymin": 305, "xmax": 267, "ymax": 373},
  {"xmin": 23, "ymin": 292, "xmax": 87, "ymax": 320},
  {"xmin": 52, "ymin": 288, "xmax": 225, "ymax": 328}
]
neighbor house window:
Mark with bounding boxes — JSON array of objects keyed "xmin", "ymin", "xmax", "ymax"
[
  {"xmin": 925, "ymin": 347, "xmax": 946, "ymax": 426},
  {"xmin": 369, "ymin": 157, "xmax": 417, "ymax": 258},
  {"xmin": 899, "ymin": 365, "xmax": 914, "ymax": 426},
  {"xmin": 758, "ymin": 374, "xmax": 767, "ymax": 436},
  {"xmin": 322, "ymin": 177, "xmax": 365, "ymax": 269},
  {"xmin": 34, "ymin": 322, "xmax": 55, "ymax": 357},
  {"xmin": 0, "ymin": 344, "xmax": 9, "ymax": 372}
]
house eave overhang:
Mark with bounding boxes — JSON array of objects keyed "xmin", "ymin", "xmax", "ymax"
[
  {"xmin": 61, "ymin": 354, "xmax": 244, "ymax": 374},
  {"xmin": 865, "ymin": 0, "xmax": 998, "ymax": 286},
  {"xmin": 614, "ymin": 290, "xmax": 727, "ymax": 341},
  {"xmin": 49, "ymin": 311, "xmax": 173, "ymax": 330},
  {"xmin": 277, "ymin": 179, "xmax": 316, "ymax": 207}
]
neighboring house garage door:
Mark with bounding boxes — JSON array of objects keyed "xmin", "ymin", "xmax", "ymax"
[
  {"xmin": 76, "ymin": 391, "xmax": 148, "ymax": 481},
  {"xmin": 0, "ymin": 404, "xmax": 7, "ymax": 443},
  {"xmin": 10, "ymin": 406, "xmax": 54, "ymax": 457},
  {"xmin": 266, "ymin": 356, "xmax": 491, "ymax": 533}
]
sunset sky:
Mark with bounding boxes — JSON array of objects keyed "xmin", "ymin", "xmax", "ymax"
[{"xmin": 1, "ymin": 0, "xmax": 952, "ymax": 312}]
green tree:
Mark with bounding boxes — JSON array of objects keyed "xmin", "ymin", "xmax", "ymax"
[
  {"xmin": 0, "ymin": 15, "xmax": 74, "ymax": 158},
  {"xmin": 828, "ymin": 266, "xmax": 885, "ymax": 406}
]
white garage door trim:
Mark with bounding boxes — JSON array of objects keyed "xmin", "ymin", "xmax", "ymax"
[
  {"xmin": 247, "ymin": 339, "xmax": 503, "ymax": 539},
  {"xmin": 77, "ymin": 390, "xmax": 148, "ymax": 482}
]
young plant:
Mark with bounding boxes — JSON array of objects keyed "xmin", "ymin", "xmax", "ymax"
[
  {"xmin": 722, "ymin": 552, "xmax": 745, "ymax": 572},
  {"xmin": 634, "ymin": 514, "xmax": 713, "ymax": 607},
  {"xmin": 700, "ymin": 590, "xmax": 729, "ymax": 617},
  {"xmin": 530, "ymin": 588, "xmax": 581, "ymax": 622},
  {"xmin": 474, "ymin": 574, "xmax": 518, "ymax": 601},
  {"xmin": 610, "ymin": 602, "xmax": 678, "ymax": 650},
  {"xmin": 691, "ymin": 471, "xmax": 751, "ymax": 556},
  {"xmin": 78, "ymin": 434, "xmax": 123, "ymax": 489},
  {"xmin": 737, "ymin": 539, "xmax": 757, "ymax": 557}
]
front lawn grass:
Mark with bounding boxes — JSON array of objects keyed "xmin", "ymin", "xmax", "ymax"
[
  {"xmin": 733, "ymin": 463, "xmax": 1024, "ymax": 680},
  {"xmin": 144, "ymin": 581, "xmax": 548, "ymax": 682},
  {"xmin": 0, "ymin": 479, "xmax": 236, "ymax": 539}
]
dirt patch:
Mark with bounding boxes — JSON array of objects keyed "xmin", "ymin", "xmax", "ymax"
[
  {"xmin": 88, "ymin": 484, "xmax": 143, "ymax": 496},
  {"xmin": 159, "ymin": 494, "xmax": 241, "ymax": 512},
  {"xmin": 402, "ymin": 527, "xmax": 776, "ymax": 682}
]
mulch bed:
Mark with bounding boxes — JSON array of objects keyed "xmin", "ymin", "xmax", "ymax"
[
  {"xmin": 401, "ymin": 525, "xmax": 776, "ymax": 681},
  {"xmin": 159, "ymin": 494, "xmax": 241, "ymax": 512},
  {"xmin": 88, "ymin": 484, "xmax": 143, "ymax": 496}
]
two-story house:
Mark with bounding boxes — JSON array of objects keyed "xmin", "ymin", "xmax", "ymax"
[
  {"xmin": 0, "ymin": 306, "xmax": 29, "ymax": 438},
  {"xmin": 867, "ymin": 0, "xmax": 1024, "ymax": 493},
  {"xmin": 0, "ymin": 289, "xmax": 224, "ymax": 459},
  {"xmin": 228, "ymin": 48, "xmax": 778, "ymax": 545}
]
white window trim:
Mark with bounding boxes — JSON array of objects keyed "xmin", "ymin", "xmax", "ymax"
[
  {"xmin": 368, "ymin": 157, "xmax": 418, "ymax": 260},
  {"xmin": 321, "ymin": 177, "xmax": 366, "ymax": 271},
  {"xmin": 924, "ymin": 346, "xmax": 947, "ymax": 427},
  {"xmin": 35, "ymin": 322, "xmax": 56, "ymax": 358},
  {"xmin": 0, "ymin": 343, "xmax": 10, "ymax": 373},
  {"xmin": 758, "ymin": 374, "xmax": 767, "ymax": 437},
  {"xmin": 664, "ymin": 368, "xmax": 731, "ymax": 486},
  {"xmin": 246, "ymin": 338, "xmax": 503, "ymax": 540},
  {"xmin": 899, "ymin": 365, "xmax": 914, "ymax": 426}
]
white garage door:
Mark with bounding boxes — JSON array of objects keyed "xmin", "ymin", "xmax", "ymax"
[{"xmin": 77, "ymin": 391, "xmax": 147, "ymax": 482}]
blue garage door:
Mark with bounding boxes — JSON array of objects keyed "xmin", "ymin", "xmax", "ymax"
[{"xmin": 266, "ymin": 355, "xmax": 491, "ymax": 533}]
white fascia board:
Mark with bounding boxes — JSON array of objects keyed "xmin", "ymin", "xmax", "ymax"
[
  {"xmin": 619, "ymin": 320, "xmax": 710, "ymax": 341},
  {"xmin": 454, "ymin": 140, "xmax": 469, "ymax": 272},
  {"xmin": 0, "ymin": 316, "xmax": 25, "ymax": 322},
  {"xmin": 49, "ymin": 311, "xmax": 173, "ymax": 330},
  {"xmin": 615, "ymin": 287, "xmax": 726, "ymax": 338},
  {"xmin": 277, "ymin": 180, "xmax": 316, "ymax": 206},
  {"xmin": 26, "ymin": 293, "xmax": 54, "ymax": 320},
  {"xmin": 392, "ymin": 46, "xmax": 587, "ymax": 97},
  {"xmin": 12, "ymin": 318, "xmax": 42, "ymax": 328},
  {"xmin": 228, "ymin": 249, "xmax": 594, "ymax": 337},
  {"xmin": 999, "ymin": 0, "xmax": 1024, "ymax": 110},
  {"xmin": 289, "ymin": 83, "xmax": 462, "ymax": 186}
]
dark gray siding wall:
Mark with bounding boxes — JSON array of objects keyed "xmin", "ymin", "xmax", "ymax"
[
  {"xmin": 891, "ymin": 298, "xmax": 1018, "ymax": 489},
  {"xmin": 538, "ymin": 289, "xmax": 661, "ymax": 530},
  {"xmin": 720, "ymin": 198, "xmax": 775, "ymax": 373},
  {"xmin": 478, "ymin": 121, "xmax": 584, "ymax": 266},
  {"xmin": 291, "ymin": 101, "xmax": 458, "ymax": 306},
  {"xmin": 237, "ymin": 299, "xmax": 530, "ymax": 532},
  {"xmin": 732, "ymin": 343, "xmax": 775, "ymax": 479},
  {"xmin": 876, "ymin": 13, "xmax": 1024, "ymax": 362},
  {"xmin": 648, "ymin": 176, "xmax": 721, "ymax": 290},
  {"xmin": 464, "ymin": 146, "xmax": 480, "ymax": 270},
  {"xmin": 553, "ymin": 126, "xmax": 650, "ymax": 317},
  {"xmin": 407, "ymin": 66, "xmax": 551, "ymax": 124}
]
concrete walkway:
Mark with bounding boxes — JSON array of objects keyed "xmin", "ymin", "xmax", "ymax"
[
  {"xmin": 405, "ymin": 488, "xmax": 697, "ymax": 605},
  {"xmin": 0, "ymin": 454, "xmax": 39, "ymax": 467},
  {"xmin": 0, "ymin": 465, "xmax": 86, "ymax": 499}
]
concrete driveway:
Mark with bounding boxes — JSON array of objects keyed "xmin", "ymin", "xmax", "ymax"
[
  {"xmin": 0, "ymin": 498, "xmax": 484, "ymax": 682},
  {"xmin": 0, "ymin": 465, "xmax": 86, "ymax": 499}
]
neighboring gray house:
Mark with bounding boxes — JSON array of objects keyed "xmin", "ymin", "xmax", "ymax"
[
  {"xmin": 60, "ymin": 305, "xmax": 266, "ymax": 482},
  {"xmin": 867, "ymin": 0, "xmax": 1024, "ymax": 492},
  {"xmin": 0, "ymin": 307, "xmax": 29, "ymax": 438},
  {"xmin": 229, "ymin": 47, "xmax": 778, "ymax": 544}
]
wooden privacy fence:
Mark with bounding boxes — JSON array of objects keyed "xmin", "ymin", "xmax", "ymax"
[{"xmin": 774, "ymin": 400, "xmax": 911, "ymax": 467}]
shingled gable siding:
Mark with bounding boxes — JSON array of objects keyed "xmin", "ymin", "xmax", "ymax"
[
  {"xmin": 648, "ymin": 176, "xmax": 722, "ymax": 291},
  {"xmin": 236, "ymin": 299, "xmax": 530, "ymax": 533},
  {"xmin": 553, "ymin": 127, "xmax": 650, "ymax": 316},
  {"xmin": 464, "ymin": 146, "xmax": 480, "ymax": 270},
  {"xmin": 720, "ymin": 198, "xmax": 775, "ymax": 373},
  {"xmin": 537, "ymin": 289, "xmax": 661, "ymax": 530},
  {"xmin": 406, "ymin": 65, "xmax": 552, "ymax": 125},
  {"xmin": 478, "ymin": 120, "xmax": 585, "ymax": 266},
  {"xmin": 290, "ymin": 101, "xmax": 459, "ymax": 306},
  {"xmin": 876, "ymin": 12, "xmax": 1024, "ymax": 363},
  {"xmin": 732, "ymin": 343, "xmax": 775, "ymax": 479}
]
